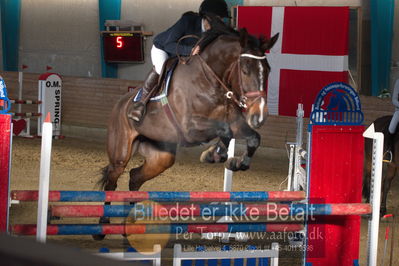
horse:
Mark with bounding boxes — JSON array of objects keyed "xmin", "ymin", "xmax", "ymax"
[
  {"xmin": 363, "ymin": 115, "xmax": 397, "ymax": 216},
  {"xmin": 94, "ymin": 27, "xmax": 278, "ymax": 240}
]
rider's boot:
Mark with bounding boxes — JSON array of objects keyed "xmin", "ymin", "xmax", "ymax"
[
  {"xmin": 384, "ymin": 132, "xmax": 395, "ymax": 162},
  {"xmin": 128, "ymin": 68, "xmax": 159, "ymax": 123}
]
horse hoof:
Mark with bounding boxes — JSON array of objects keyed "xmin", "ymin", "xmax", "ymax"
[
  {"xmin": 219, "ymin": 153, "xmax": 228, "ymax": 163},
  {"xmin": 224, "ymin": 157, "xmax": 239, "ymax": 171},
  {"xmin": 200, "ymin": 146, "xmax": 216, "ymax": 163},
  {"xmin": 216, "ymin": 146, "xmax": 228, "ymax": 162},
  {"xmin": 239, "ymin": 156, "xmax": 251, "ymax": 171},
  {"xmin": 224, "ymin": 157, "xmax": 250, "ymax": 171},
  {"xmin": 240, "ymin": 164, "xmax": 250, "ymax": 171},
  {"xmin": 200, "ymin": 145, "xmax": 228, "ymax": 163}
]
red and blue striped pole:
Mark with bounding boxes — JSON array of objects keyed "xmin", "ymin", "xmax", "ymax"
[
  {"xmin": 12, "ymin": 223, "xmax": 304, "ymax": 236},
  {"xmin": 11, "ymin": 190, "xmax": 305, "ymax": 202},
  {"xmin": 49, "ymin": 203, "xmax": 372, "ymax": 218}
]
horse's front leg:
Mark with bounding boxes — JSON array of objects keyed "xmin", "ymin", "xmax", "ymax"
[
  {"xmin": 224, "ymin": 124, "xmax": 260, "ymax": 171},
  {"xmin": 198, "ymin": 121, "xmax": 233, "ymax": 164}
]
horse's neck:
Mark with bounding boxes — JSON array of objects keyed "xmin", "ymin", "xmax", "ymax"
[{"xmin": 200, "ymin": 38, "xmax": 240, "ymax": 77}]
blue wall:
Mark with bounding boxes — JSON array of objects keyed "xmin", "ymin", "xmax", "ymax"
[
  {"xmin": 1, "ymin": 0, "xmax": 21, "ymax": 71},
  {"xmin": 226, "ymin": 0, "xmax": 243, "ymax": 8},
  {"xmin": 98, "ymin": 0, "xmax": 121, "ymax": 78},
  {"xmin": 371, "ymin": 0, "xmax": 395, "ymax": 96}
]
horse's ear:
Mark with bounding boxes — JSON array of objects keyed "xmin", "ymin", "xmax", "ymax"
[
  {"xmin": 261, "ymin": 33, "xmax": 279, "ymax": 52},
  {"xmin": 239, "ymin": 28, "xmax": 249, "ymax": 48}
]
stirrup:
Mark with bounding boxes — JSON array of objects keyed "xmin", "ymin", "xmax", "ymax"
[{"xmin": 383, "ymin": 150, "xmax": 392, "ymax": 163}]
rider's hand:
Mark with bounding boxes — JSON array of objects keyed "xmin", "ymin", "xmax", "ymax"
[{"xmin": 192, "ymin": 46, "xmax": 200, "ymax": 55}]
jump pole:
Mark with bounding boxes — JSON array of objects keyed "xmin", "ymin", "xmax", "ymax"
[
  {"xmin": 5, "ymin": 81, "xmax": 382, "ymax": 265},
  {"xmin": 0, "ymin": 76, "xmax": 12, "ymax": 233},
  {"xmin": 0, "ymin": 115, "xmax": 12, "ymax": 233},
  {"xmin": 12, "ymin": 223, "xmax": 304, "ymax": 236},
  {"xmin": 36, "ymin": 113, "xmax": 53, "ymax": 243},
  {"xmin": 363, "ymin": 124, "xmax": 383, "ymax": 266},
  {"xmin": 17, "ymin": 71, "xmax": 22, "ymax": 115},
  {"xmin": 48, "ymin": 203, "xmax": 372, "ymax": 218},
  {"xmin": 210, "ymin": 138, "xmax": 240, "ymax": 241},
  {"xmin": 13, "ymin": 66, "xmax": 39, "ymax": 138},
  {"xmin": 10, "ymin": 71, "xmax": 63, "ymax": 138},
  {"xmin": 12, "ymin": 190, "xmax": 305, "ymax": 202},
  {"xmin": 223, "ymin": 138, "xmax": 235, "ymax": 192}
]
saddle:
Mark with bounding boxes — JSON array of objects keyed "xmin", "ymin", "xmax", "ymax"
[{"xmin": 133, "ymin": 57, "xmax": 179, "ymax": 103}]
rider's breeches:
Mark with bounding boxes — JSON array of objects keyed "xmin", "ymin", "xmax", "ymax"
[
  {"xmin": 151, "ymin": 45, "xmax": 168, "ymax": 75},
  {"xmin": 389, "ymin": 110, "xmax": 399, "ymax": 134}
]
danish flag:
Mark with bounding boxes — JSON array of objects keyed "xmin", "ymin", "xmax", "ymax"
[{"xmin": 237, "ymin": 6, "xmax": 349, "ymax": 117}]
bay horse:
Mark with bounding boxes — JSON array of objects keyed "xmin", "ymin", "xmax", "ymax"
[
  {"xmin": 363, "ymin": 115, "xmax": 397, "ymax": 215},
  {"xmin": 94, "ymin": 28, "xmax": 278, "ymax": 239}
]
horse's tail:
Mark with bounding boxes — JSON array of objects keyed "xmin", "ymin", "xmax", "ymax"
[{"xmin": 97, "ymin": 166, "xmax": 110, "ymax": 190}]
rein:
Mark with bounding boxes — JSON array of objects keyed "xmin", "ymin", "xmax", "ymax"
[
  {"xmin": 176, "ymin": 35, "xmax": 201, "ymax": 64},
  {"xmin": 197, "ymin": 52, "xmax": 267, "ymax": 110},
  {"xmin": 164, "ymin": 35, "xmax": 267, "ymax": 144},
  {"xmin": 161, "ymin": 34, "xmax": 201, "ymax": 145},
  {"xmin": 176, "ymin": 34, "xmax": 267, "ymax": 110}
]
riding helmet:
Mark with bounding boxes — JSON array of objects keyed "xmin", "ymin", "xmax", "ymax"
[{"xmin": 199, "ymin": 0, "xmax": 230, "ymax": 18}]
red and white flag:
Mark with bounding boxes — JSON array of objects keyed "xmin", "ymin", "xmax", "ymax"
[{"xmin": 237, "ymin": 6, "xmax": 349, "ymax": 117}]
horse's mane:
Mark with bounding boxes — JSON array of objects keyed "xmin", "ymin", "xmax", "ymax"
[
  {"xmin": 199, "ymin": 13, "xmax": 261, "ymax": 51},
  {"xmin": 205, "ymin": 13, "xmax": 239, "ymax": 37}
]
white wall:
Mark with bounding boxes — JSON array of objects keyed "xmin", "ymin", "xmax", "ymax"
[
  {"xmin": 119, "ymin": 0, "xmax": 202, "ymax": 80},
  {"xmin": 19, "ymin": 0, "xmax": 101, "ymax": 77},
  {"xmin": 246, "ymin": 0, "xmax": 362, "ymax": 6},
  {"xmin": 17, "ymin": 0, "xmax": 202, "ymax": 80},
  {"xmin": 12, "ymin": 0, "xmax": 399, "ymax": 92}
]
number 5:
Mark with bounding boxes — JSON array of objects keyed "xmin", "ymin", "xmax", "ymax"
[{"xmin": 116, "ymin": 36, "xmax": 123, "ymax": 48}]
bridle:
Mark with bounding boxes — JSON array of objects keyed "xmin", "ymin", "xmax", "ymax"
[
  {"xmin": 176, "ymin": 34, "xmax": 268, "ymax": 110},
  {"xmin": 196, "ymin": 51, "xmax": 267, "ymax": 110},
  {"xmin": 166, "ymin": 35, "xmax": 268, "ymax": 144}
]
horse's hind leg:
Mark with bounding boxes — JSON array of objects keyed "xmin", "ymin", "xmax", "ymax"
[
  {"xmin": 129, "ymin": 140, "xmax": 176, "ymax": 191},
  {"xmin": 93, "ymin": 130, "xmax": 139, "ymax": 240}
]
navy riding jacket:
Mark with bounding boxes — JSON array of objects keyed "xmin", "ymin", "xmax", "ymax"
[{"xmin": 153, "ymin": 12, "xmax": 202, "ymax": 57}]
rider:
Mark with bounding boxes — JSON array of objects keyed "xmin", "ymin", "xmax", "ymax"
[
  {"xmin": 387, "ymin": 79, "xmax": 399, "ymax": 157},
  {"xmin": 128, "ymin": 0, "xmax": 230, "ymax": 123}
]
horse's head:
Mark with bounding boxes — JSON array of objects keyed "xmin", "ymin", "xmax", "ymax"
[{"xmin": 234, "ymin": 29, "xmax": 279, "ymax": 129}]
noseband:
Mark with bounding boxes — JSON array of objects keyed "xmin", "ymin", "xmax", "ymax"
[
  {"xmin": 197, "ymin": 52, "xmax": 267, "ymax": 110},
  {"xmin": 236, "ymin": 53, "xmax": 267, "ymax": 109}
]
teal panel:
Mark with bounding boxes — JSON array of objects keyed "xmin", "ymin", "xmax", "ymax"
[
  {"xmin": 0, "ymin": 0, "xmax": 21, "ymax": 71},
  {"xmin": 226, "ymin": 0, "xmax": 244, "ymax": 8},
  {"xmin": 99, "ymin": 0, "xmax": 121, "ymax": 78},
  {"xmin": 371, "ymin": 0, "xmax": 395, "ymax": 96},
  {"xmin": 226, "ymin": 0, "xmax": 243, "ymax": 20}
]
